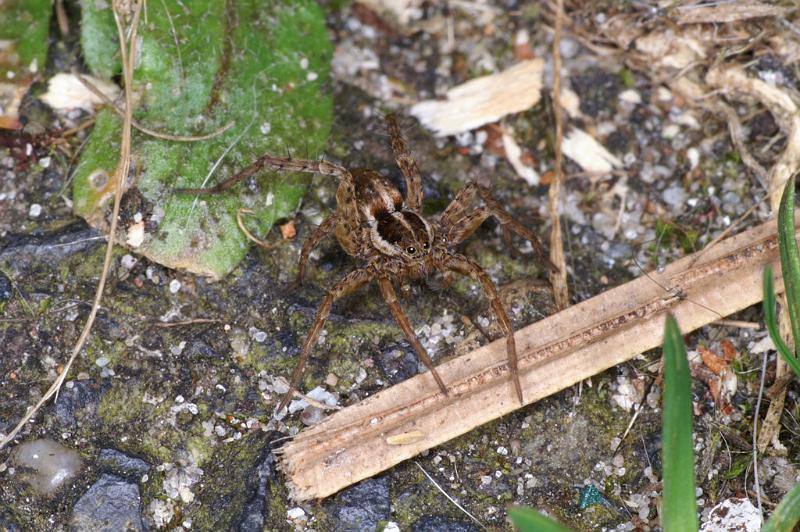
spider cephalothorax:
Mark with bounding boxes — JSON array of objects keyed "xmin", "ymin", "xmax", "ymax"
[{"xmin": 180, "ymin": 113, "xmax": 555, "ymax": 412}]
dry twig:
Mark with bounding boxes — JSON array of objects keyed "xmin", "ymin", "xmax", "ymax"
[
  {"xmin": 1, "ymin": 0, "xmax": 143, "ymax": 450},
  {"xmin": 548, "ymin": 0, "xmax": 569, "ymax": 310}
]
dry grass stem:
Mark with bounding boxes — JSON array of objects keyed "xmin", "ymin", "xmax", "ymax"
[
  {"xmin": 548, "ymin": 0, "xmax": 569, "ymax": 310},
  {"xmin": 277, "ymin": 218, "xmax": 790, "ymax": 500},
  {"xmin": 0, "ymin": 0, "xmax": 143, "ymax": 450},
  {"xmin": 236, "ymin": 208, "xmax": 281, "ymax": 250}
]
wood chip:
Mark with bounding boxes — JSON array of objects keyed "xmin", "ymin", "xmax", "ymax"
[
  {"xmin": 561, "ymin": 128, "xmax": 622, "ymax": 173},
  {"xmin": 410, "ymin": 59, "xmax": 544, "ymax": 136}
]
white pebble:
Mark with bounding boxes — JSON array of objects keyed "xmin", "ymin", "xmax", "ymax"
[
  {"xmin": 287, "ymin": 507, "xmax": 306, "ymax": 519},
  {"xmin": 169, "ymin": 279, "xmax": 181, "ymax": 294},
  {"xmin": 29, "ymin": 203, "xmax": 42, "ymax": 218},
  {"xmin": 121, "ymin": 254, "xmax": 137, "ymax": 270},
  {"xmin": 95, "ymin": 357, "xmax": 110, "ymax": 367},
  {"xmin": 40, "ymin": 156, "xmax": 51, "ymax": 168},
  {"xmin": 687, "ymin": 147, "xmax": 700, "ymax": 169}
]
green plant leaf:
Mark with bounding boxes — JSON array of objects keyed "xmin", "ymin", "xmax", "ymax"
[
  {"xmin": 508, "ymin": 507, "xmax": 574, "ymax": 532},
  {"xmin": 778, "ymin": 174, "xmax": 800, "ymax": 350},
  {"xmin": 763, "ymin": 481, "xmax": 800, "ymax": 532},
  {"xmin": 763, "ymin": 265, "xmax": 800, "ymax": 377},
  {"xmin": 0, "ymin": 0, "xmax": 52, "ymax": 128},
  {"xmin": 73, "ymin": 0, "xmax": 333, "ymax": 278},
  {"xmin": 661, "ymin": 315, "xmax": 699, "ymax": 532}
]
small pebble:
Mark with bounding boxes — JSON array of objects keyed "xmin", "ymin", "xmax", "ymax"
[
  {"xmin": 95, "ymin": 357, "xmax": 110, "ymax": 368},
  {"xmin": 29, "ymin": 203, "xmax": 42, "ymax": 218},
  {"xmin": 287, "ymin": 507, "xmax": 306, "ymax": 519},
  {"xmin": 169, "ymin": 279, "xmax": 181, "ymax": 294}
]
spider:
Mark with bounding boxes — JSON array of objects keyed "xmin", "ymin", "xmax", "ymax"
[{"xmin": 179, "ymin": 113, "xmax": 555, "ymax": 413}]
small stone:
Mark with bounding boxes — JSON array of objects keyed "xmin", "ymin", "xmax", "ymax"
[
  {"xmin": 287, "ymin": 507, "xmax": 306, "ymax": 520},
  {"xmin": 28, "ymin": 204, "xmax": 42, "ymax": 218},
  {"xmin": 331, "ymin": 477, "xmax": 390, "ymax": 531},
  {"xmin": 169, "ymin": 279, "xmax": 181, "ymax": 294},
  {"xmin": 120, "ymin": 254, "xmax": 137, "ymax": 270},
  {"xmin": 325, "ymin": 373, "xmax": 339, "ymax": 387},
  {"xmin": 70, "ymin": 474, "xmax": 143, "ymax": 531},
  {"xmin": 95, "ymin": 356, "xmax": 110, "ymax": 367}
]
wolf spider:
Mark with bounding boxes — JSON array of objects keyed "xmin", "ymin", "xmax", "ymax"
[{"xmin": 180, "ymin": 114, "xmax": 554, "ymax": 412}]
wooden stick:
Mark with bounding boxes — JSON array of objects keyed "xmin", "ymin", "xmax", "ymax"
[{"xmin": 277, "ymin": 218, "xmax": 785, "ymax": 500}]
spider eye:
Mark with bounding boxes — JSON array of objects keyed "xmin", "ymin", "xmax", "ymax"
[
  {"xmin": 422, "ymin": 242, "xmax": 429, "ymax": 249},
  {"xmin": 406, "ymin": 246, "xmax": 416, "ymax": 254}
]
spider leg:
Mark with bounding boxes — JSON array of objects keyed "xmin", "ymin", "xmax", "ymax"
[
  {"xmin": 377, "ymin": 278, "xmax": 448, "ymax": 395},
  {"xmin": 295, "ymin": 214, "xmax": 339, "ymax": 285},
  {"xmin": 386, "ymin": 113, "xmax": 423, "ymax": 212},
  {"xmin": 174, "ymin": 156, "xmax": 351, "ymax": 195},
  {"xmin": 277, "ymin": 267, "xmax": 373, "ymax": 414},
  {"xmin": 439, "ymin": 253, "xmax": 524, "ymax": 404},
  {"xmin": 439, "ymin": 183, "xmax": 558, "ymax": 272}
]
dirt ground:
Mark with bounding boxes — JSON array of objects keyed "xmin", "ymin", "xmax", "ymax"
[{"xmin": 2, "ymin": 1, "xmax": 799, "ymax": 531}]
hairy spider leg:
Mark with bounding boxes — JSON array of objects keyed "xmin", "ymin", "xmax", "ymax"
[
  {"xmin": 175, "ymin": 155, "xmax": 350, "ymax": 194},
  {"xmin": 295, "ymin": 214, "xmax": 339, "ymax": 285},
  {"xmin": 438, "ymin": 183, "xmax": 558, "ymax": 273},
  {"xmin": 277, "ymin": 267, "xmax": 373, "ymax": 414},
  {"xmin": 440, "ymin": 253, "xmax": 524, "ymax": 404},
  {"xmin": 385, "ymin": 113, "xmax": 424, "ymax": 212},
  {"xmin": 378, "ymin": 278, "xmax": 449, "ymax": 395}
]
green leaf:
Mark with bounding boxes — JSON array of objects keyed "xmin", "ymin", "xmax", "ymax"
[
  {"xmin": 0, "ymin": 0, "xmax": 52, "ymax": 128},
  {"xmin": 0, "ymin": 0, "xmax": 51, "ymax": 78},
  {"xmin": 79, "ymin": 0, "xmax": 120, "ymax": 78},
  {"xmin": 661, "ymin": 315, "xmax": 699, "ymax": 532},
  {"xmin": 73, "ymin": 0, "xmax": 333, "ymax": 278},
  {"xmin": 508, "ymin": 507, "xmax": 574, "ymax": 532},
  {"xmin": 763, "ymin": 481, "xmax": 800, "ymax": 532},
  {"xmin": 778, "ymin": 174, "xmax": 800, "ymax": 351},
  {"xmin": 763, "ymin": 265, "xmax": 800, "ymax": 377}
]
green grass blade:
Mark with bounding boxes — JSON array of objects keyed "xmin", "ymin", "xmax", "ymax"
[
  {"xmin": 778, "ymin": 174, "xmax": 800, "ymax": 351},
  {"xmin": 763, "ymin": 481, "xmax": 800, "ymax": 532},
  {"xmin": 508, "ymin": 507, "xmax": 574, "ymax": 532},
  {"xmin": 763, "ymin": 265, "xmax": 800, "ymax": 377},
  {"xmin": 661, "ymin": 315, "xmax": 699, "ymax": 532}
]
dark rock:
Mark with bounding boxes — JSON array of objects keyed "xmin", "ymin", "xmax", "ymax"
[
  {"xmin": 235, "ymin": 450, "xmax": 276, "ymax": 532},
  {"xmin": 412, "ymin": 516, "xmax": 480, "ymax": 532},
  {"xmin": 0, "ymin": 270, "xmax": 12, "ymax": 300},
  {"xmin": 377, "ymin": 343, "xmax": 419, "ymax": 385},
  {"xmin": 0, "ymin": 221, "xmax": 102, "ymax": 268},
  {"xmin": 185, "ymin": 339, "xmax": 220, "ymax": 360},
  {"xmin": 0, "ymin": 510, "xmax": 22, "ymax": 531},
  {"xmin": 70, "ymin": 474, "xmax": 142, "ymax": 532},
  {"xmin": 571, "ymin": 67, "xmax": 622, "ymax": 118},
  {"xmin": 97, "ymin": 449, "xmax": 151, "ymax": 480},
  {"xmin": 329, "ymin": 476, "xmax": 390, "ymax": 532},
  {"xmin": 54, "ymin": 380, "xmax": 103, "ymax": 427}
]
